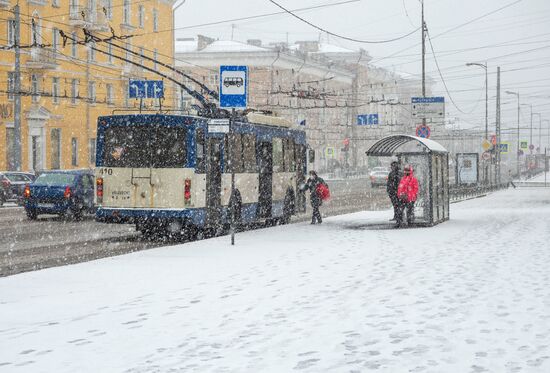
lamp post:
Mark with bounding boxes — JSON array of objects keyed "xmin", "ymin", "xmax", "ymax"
[
  {"xmin": 520, "ymin": 103, "xmax": 535, "ymax": 153},
  {"xmin": 466, "ymin": 62, "xmax": 488, "ymax": 183},
  {"xmin": 506, "ymin": 91, "xmax": 520, "ymax": 179}
]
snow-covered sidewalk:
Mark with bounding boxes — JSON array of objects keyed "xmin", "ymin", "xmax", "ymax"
[{"xmin": 1, "ymin": 187, "xmax": 550, "ymax": 372}]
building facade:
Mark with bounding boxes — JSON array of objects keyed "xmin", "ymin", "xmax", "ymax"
[
  {"xmin": 175, "ymin": 37, "xmax": 432, "ymax": 173},
  {"xmin": 0, "ymin": 0, "xmax": 176, "ymax": 171}
]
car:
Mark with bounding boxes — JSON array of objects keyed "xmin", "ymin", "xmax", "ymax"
[
  {"xmin": 0, "ymin": 171, "xmax": 36, "ymax": 206},
  {"xmin": 370, "ymin": 170, "xmax": 389, "ymax": 187},
  {"xmin": 370, "ymin": 166, "xmax": 389, "ymax": 174},
  {"xmin": 23, "ymin": 170, "xmax": 95, "ymax": 220}
]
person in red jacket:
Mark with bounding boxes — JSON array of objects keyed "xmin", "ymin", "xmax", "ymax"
[{"xmin": 396, "ymin": 164, "xmax": 419, "ymax": 227}]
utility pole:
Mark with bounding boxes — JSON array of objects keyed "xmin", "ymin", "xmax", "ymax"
[
  {"xmin": 14, "ymin": 4, "xmax": 22, "ymax": 171},
  {"xmin": 421, "ymin": 0, "xmax": 425, "ymax": 98},
  {"xmin": 505, "ymin": 90, "xmax": 520, "ymax": 179},
  {"xmin": 495, "ymin": 66, "xmax": 500, "ymax": 184},
  {"xmin": 466, "ymin": 61, "xmax": 488, "ymax": 183}
]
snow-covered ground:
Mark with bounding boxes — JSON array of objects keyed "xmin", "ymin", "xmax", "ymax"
[{"xmin": 1, "ymin": 187, "xmax": 550, "ymax": 372}]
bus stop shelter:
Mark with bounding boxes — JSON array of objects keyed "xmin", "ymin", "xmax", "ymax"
[{"xmin": 366, "ymin": 135, "xmax": 450, "ymax": 226}]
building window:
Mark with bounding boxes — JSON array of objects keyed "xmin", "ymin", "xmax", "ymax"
[
  {"xmin": 52, "ymin": 77, "xmax": 59, "ymax": 104},
  {"xmin": 153, "ymin": 9, "xmax": 158, "ymax": 32},
  {"xmin": 139, "ymin": 47, "xmax": 144, "ymax": 65},
  {"xmin": 31, "ymin": 17, "xmax": 41, "ymax": 45},
  {"xmin": 51, "ymin": 128, "xmax": 61, "ymax": 169},
  {"xmin": 52, "ymin": 28, "xmax": 59, "ymax": 54},
  {"xmin": 89, "ymin": 138, "xmax": 96, "ymax": 165},
  {"xmin": 125, "ymin": 42, "xmax": 132, "ymax": 62},
  {"xmin": 88, "ymin": 81, "xmax": 96, "ymax": 103},
  {"xmin": 104, "ymin": 0, "xmax": 112, "ymax": 19},
  {"xmin": 52, "ymin": 0, "xmax": 60, "ymax": 6},
  {"xmin": 71, "ymin": 32, "xmax": 77, "ymax": 58},
  {"xmin": 71, "ymin": 138, "xmax": 78, "ymax": 167},
  {"xmin": 123, "ymin": 0, "xmax": 131, "ymax": 25},
  {"xmin": 106, "ymin": 42, "xmax": 113, "ymax": 63},
  {"xmin": 7, "ymin": 72, "xmax": 15, "ymax": 100},
  {"xmin": 7, "ymin": 19, "xmax": 15, "ymax": 46},
  {"xmin": 88, "ymin": 42, "xmax": 96, "ymax": 62},
  {"xmin": 71, "ymin": 79, "xmax": 78, "ymax": 104},
  {"xmin": 106, "ymin": 83, "xmax": 113, "ymax": 104},
  {"xmin": 31, "ymin": 74, "xmax": 40, "ymax": 103},
  {"xmin": 138, "ymin": 5, "xmax": 144, "ymax": 28}
]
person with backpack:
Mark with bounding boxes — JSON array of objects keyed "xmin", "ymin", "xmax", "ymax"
[
  {"xmin": 396, "ymin": 164, "xmax": 419, "ymax": 227},
  {"xmin": 301, "ymin": 170, "xmax": 328, "ymax": 224}
]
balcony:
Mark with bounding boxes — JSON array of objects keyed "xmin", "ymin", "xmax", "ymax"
[
  {"xmin": 69, "ymin": 6, "xmax": 108, "ymax": 29},
  {"xmin": 25, "ymin": 47, "xmax": 58, "ymax": 70},
  {"xmin": 121, "ymin": 63, "xmax": 143, "ymax": 78},
  {"xmin": 26, "ymin": 0, "xmax": 47, "ymax": 6}
]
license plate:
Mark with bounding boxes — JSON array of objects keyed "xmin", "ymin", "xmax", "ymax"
[{"xmin": 38, "ymin": 203, "xmax": 55, "ymax": 208}]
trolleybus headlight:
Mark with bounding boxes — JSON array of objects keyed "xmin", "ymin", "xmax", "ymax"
[
  {"xmin": 184, "ymin": 179, "xmax": 192, "ymax": 204},
  {"xmin": 96, "ymin": 177, "xmax": 104, "ymax": 203}
]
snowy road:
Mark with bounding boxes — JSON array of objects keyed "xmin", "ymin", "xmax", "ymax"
[{"xmin": 1, "ymin": 187, "xmax": 549, "ymax": 372}]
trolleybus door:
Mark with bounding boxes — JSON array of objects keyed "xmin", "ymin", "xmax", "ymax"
[
  {"xmin": 258, "ymin": 141, "xmax": 273, "ymax": 218},
  {"xmin": 206, "ymin": 138, "xmax": 223, "ymax": 226}
]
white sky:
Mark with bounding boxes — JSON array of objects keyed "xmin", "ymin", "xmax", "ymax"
[{"xmin": 175, "ymin": 0, "xmax": 550, "ymax": 146}]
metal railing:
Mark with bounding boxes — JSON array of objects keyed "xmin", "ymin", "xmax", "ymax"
[{"xmin": 449, "ymin": 183, "xmax": 509, "ymax": 202}]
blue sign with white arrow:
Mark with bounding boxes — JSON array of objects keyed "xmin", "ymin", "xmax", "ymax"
[
  {"xmin": 128, "ymin": 80, "xmax": 164, "ymax": 99},
  {"xmin": 357, "ymin": 114, "xmax": 379, "ymax": 125}
]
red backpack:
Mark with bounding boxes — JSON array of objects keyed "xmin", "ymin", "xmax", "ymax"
[{"xmin": 316, "ymin": 182, "xmax": 330, "ymax": 201}]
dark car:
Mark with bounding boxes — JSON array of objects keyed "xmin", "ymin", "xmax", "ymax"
[
  {"xmin": 24, "ymin": 170, "xmax": 95, "ymax": 220},
  {"xmin": 0, "ymin": 171, "xmax": 36, "ymax": 206}
]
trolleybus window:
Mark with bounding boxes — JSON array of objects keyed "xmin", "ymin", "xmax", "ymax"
[
  {"xmin": 195, "ymin": 128, "xmax": 206, "ymax": 173},
  {"xmin": 283, "ymin": 138, "xmax": 296, "ymax": 172},
  {"xmin": 224, "ymin": 133, "xmax": 244, "ymax": 173},
  {"xmin": 103, "ymin": 126, "xmax": 186, "ymax": 168},
  {"xmin": 272, "ymin": 138, "xmax": 284, "ymax": 173},
  {"xmin": 242, "ymin": 134, "xmax": 257, "ymax": 172}
]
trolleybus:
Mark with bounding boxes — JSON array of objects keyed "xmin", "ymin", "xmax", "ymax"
[{"xmin": 95, "ymin": 113, "xmax": 309, "ymax": 236}]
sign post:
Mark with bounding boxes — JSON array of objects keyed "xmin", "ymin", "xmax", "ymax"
[{"xmin": 219, "ymin": 66, "xmax": 248, "ymax": 246}]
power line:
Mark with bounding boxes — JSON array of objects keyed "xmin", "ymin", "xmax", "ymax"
[{"xmin": 267, "ymin": 0, "xmax": 420, "ymax": 44}]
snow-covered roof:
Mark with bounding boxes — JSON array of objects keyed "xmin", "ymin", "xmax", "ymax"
[
  {"xmin": 366, "ymin": 135, "xmax": 448, "ymax": 156},
  {"xmin": 175, "ymin": 39, "xmax": 198, "ymax": 53},
  {"xmin": 200, "ymin": 40, "xmax": 268, "ymax": 53},
  {"xmin": 314, "ymin": 43, "xmax": 357, "ymax": 54}
]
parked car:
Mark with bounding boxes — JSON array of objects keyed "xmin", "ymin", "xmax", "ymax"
[
  {"xmin": 0, "ymin": 171, "xmax": 36, "ymax": 206},
  {"xmin": 370, "ymin": 170, "xmax": 389, "ymax": 187},
  {"xmin": 23, "ymin": 170, "xmax": 95, "ymax": 220}
]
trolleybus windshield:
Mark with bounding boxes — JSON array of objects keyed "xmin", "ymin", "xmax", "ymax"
[{"xmin": 103, "ymin": 125, "xmax": 187, "ymax": 168}]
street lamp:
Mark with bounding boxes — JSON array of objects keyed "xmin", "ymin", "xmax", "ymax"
[
  {"xmin": 466, "ymin": 62, "xmax": 488, "ymax": 183},
  {"xmin": 521, "ymin": 104, "xmax": 534, "ymax": 153},
  {"xmin": 505, "ymin": 91, "xmax": 520, "ymax": 179}
]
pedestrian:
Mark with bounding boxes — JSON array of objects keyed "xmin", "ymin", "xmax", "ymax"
[
  {"xmin": 386, "ymin": 161, "xmax": 401, "ymax": 221},
  {"xmin": 396, "ymin": 164, "xmax": 419, "ymax": 227},
  {"xmin": 302, "ymin": 170, "xmax": 325, "ymax": 224}
]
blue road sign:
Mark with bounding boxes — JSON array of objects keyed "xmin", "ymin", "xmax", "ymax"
[
  {"xmin": 411, "ymin": 97, "xmax": 445, "ymax": 103},
  {"xmin": 357, "ymin": 114, "xmax": 379, "ymax": 125},
  {"xmin": 220, "ymin": 65, "xmax": 248, "ymax": 108},
  {"xmin": 128, "ymin": 80, "xmax": 164, "ymax": 99}
]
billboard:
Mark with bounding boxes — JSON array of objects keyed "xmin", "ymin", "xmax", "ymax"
[{"xmin": 456, "ymin": 153, "xmax": 479, "ymax": 185}]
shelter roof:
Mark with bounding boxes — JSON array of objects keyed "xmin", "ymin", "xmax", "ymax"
[{"xmin": 366, "ymin": 135, "xmax": 448, "ymax": 156}]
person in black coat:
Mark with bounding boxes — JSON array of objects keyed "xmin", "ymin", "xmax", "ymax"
[
  {"xmin": 386, "ymin": 161, "xmax": 401, "ymax": 221},
  {"xmin": 302, "ymin": 170, "xmax": 324, "ymax": 224}
]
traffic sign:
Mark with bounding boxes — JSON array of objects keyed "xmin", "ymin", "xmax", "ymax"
[
  {"xmin": 482, "ymin": 139, "xmax": 491, "ymax": 151},
  {"xmin": 219, "ymin": 65, "xmax": 248, "ymax": 108},
  {"xmin": 357, "ymin": 114, "xmax": 379, "ymax": 125},
  {"xmin": 128, "ymin": 80, "xmax": 164, "ymax": 99},
  {"xmin": 482, "ymin": 151, "xmax": 491, "ymax": 161},
  {"xmin": 529, "ymin": 144, "xmax": 535, "ymax": 151},
  {"xmin": 490, "ymin": 135, "xmax": 496, "ymax": 145},
  {"xmin": 325, "ymin": 147, "xmax": 335, "ymax": 158},
  {"xmin": 411, "ymin": 97, "xmax": 445, "ymax": 119},
  {"xmin": 520, "ymin": 140, "xmax": 528, "ymax": 149},
  {"xmin": 499, "ymin": 142, "xmax": 510, "ymax": 154},
  {"xmin": 416, "ymin": 125, "xmax": 431, "ymax": 138}
]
